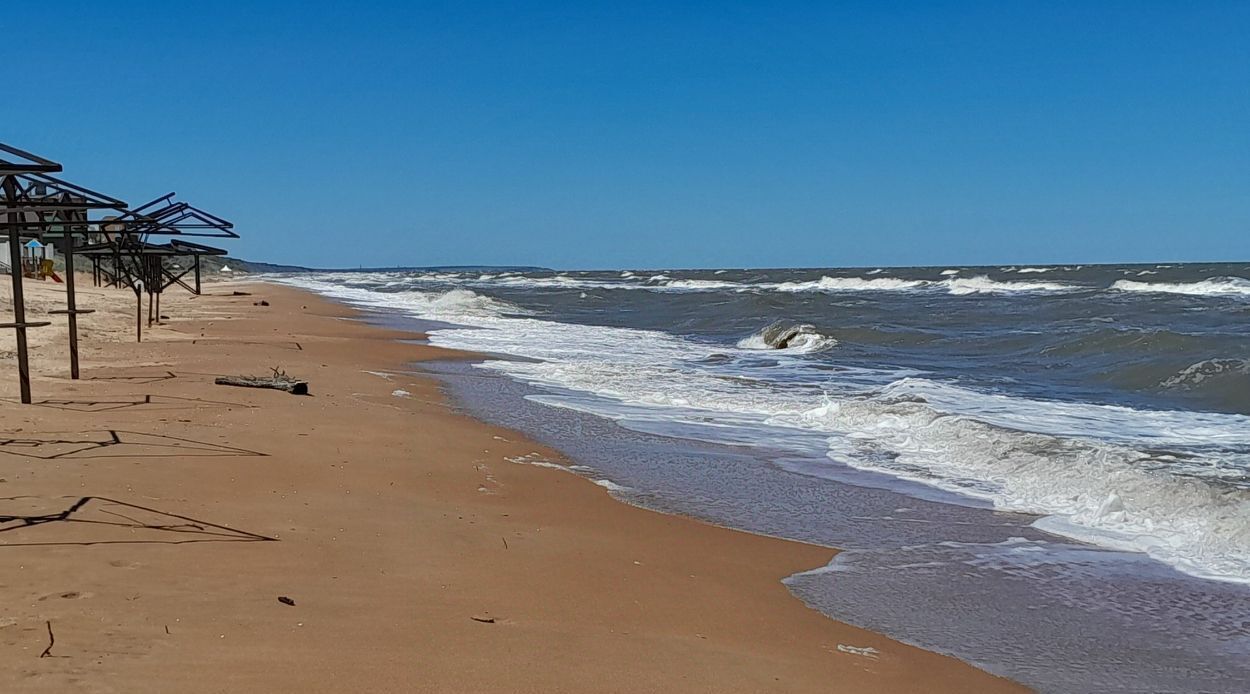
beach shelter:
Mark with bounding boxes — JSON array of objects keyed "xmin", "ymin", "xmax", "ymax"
[
  {"xmin": 2, "ymin": 142, "xmax": 239, "ymax": 402},
  {"xmin": 2, "ymin": 143, "xmax": 137, "ymax": 399},
  {"xmin": 79, "ymin": 194, "xmax": 236, "ymax": 330}
]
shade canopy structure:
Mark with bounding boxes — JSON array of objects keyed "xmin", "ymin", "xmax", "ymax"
[
  {"xmin": 81, "ymin": 194, "xmax": 236, "ymax": 334},
  {"xmin": 1, "ymin": 141, "xmax": 239, "ymax": 403},
  {"xmin": 82, "ymin": 237, "xmax": 228, "ymax": 299},
  {"xmin": 105, "ymin": 193, "xmax": 238, "ymax": 239},
  {"xmin": 0, "ymin": 145, "xmax": 127, "ymax": 401},
  {"xmin": 0, "ymin": 143, "xmax": 62, "ymax": 175}
]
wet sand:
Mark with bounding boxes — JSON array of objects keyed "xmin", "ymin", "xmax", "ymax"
[{"xmin": 0, "ymin": 278, "xmax": 1027, "ymax": 692}]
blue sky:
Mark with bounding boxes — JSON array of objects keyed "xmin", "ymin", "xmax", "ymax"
[{"xmin": 5, "ymin": 2, "xmax": 1248, "ymax": 269}]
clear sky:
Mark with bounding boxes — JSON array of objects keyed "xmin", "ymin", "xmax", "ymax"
[{"xmin": 5, "ymin": 2, "xmax": 1248, "ymax": 269}]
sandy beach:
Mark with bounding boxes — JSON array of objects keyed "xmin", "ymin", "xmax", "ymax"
[{"xmin": 0, "ymin": 277, "xmax": 1026, "ymax": 692}]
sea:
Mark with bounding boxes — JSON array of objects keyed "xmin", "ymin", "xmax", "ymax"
[{"xmin": 275, "ymin": 263, "xmax": 1250, "ymax": 693}]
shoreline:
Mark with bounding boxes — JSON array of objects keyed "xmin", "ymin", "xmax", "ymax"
[{"xmin": 0, "ymin": 279, "xmax": 1025, "ymax": 692}]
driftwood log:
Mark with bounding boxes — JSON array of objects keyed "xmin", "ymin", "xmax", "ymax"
[{"xmin": 215, "ymin": 367, "xmax": 308, "ymax": 395}]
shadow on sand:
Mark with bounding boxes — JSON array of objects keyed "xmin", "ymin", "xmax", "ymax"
[
  {"xmin": 0, "ymin": 430, "xmax": 267, "ymax": 460},
  {"xmin": 0, "ymin": 496, "xmax": 276, "ymax": 547},
  {"xmin": 5, "ymin": 394, "xmax": 254, "ymax": 413},
  {"xmin": 85, "ymin": 370, "xmax": 178, "ymax": 385}
]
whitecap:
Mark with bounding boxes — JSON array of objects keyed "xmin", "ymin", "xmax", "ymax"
[
  {"xmin": 737, "ymin": 321, "xmax": 838, "ymax": 353},
  {"xmin": 785, "ymin": 383, "xmax": 1250, "ymax": 583},
  {"xmin": 943, "ymin": 276, "xmax": 1073, "ymax": 295},
  {"xmin": 770, "ymin": 276, "xmax": 928, "ymax": 292},
  {"xmin": 1111, "ymin": 277, "xmax": 1250, "ymax": 298},
  {"xmin": 659, "ymin": 278, "xmax": 743, "ymax": 291}
]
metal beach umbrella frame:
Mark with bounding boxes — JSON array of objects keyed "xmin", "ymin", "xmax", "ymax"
[
  {"xmin": 0, "ymin": 142, "xmax": 238, "ymax": 403},
  {"xmin": 1, "ymin": 144, "xmax": 133, "ymax": 401},
  {"xmin": 78, "ymin": 193, "xmax": 236, "ymax": 328}
]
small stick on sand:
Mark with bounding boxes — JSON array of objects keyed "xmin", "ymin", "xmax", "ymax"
[{"xmin": 39, "ymin": 621, "xmax": 54, "ymax": 658}]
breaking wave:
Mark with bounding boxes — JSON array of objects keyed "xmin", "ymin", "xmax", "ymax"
[
  {"xmin": 1112, "ymin": 277, "xmax": 1250, "ymax": 298},
  {"xmin": 1158, "ymin": 359, "xmax": 1250, "ymax": 413},
  {"xmin": 659, "ymin": 278, "xmax": 744, "ymax": 291},
  {"xmin": 277, "ymin": 266, "xmax": 1250, "ymax": 583},
  {"xmin": 784, "ymin": 381, "xmax": 1250, "ymax": 582},
  {"xmin": 737, "ymin": 321, "xmax": 838, "ymax": 353},
  {"xmin": 1162, "ymin": 358, "xmax": 1250, "ymax": 390},
  {"xmin": 942, "ymin": 276, "xmax": 1074, "ymax": 295},
  {"xmin": 272, "ymin": 277, "xmax": 525, "ymax": 319},
  {"xmin": 771, "ymin": 276, "xmax": 928, "ymax": 292}
]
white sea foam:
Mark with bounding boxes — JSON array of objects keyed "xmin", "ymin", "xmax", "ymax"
[
  {"xmin": 836, "ymin": 644, "xmax": 880, "ymax": 659},
  {"xmin": 736, "ymin": 322, "xmax": 838, "ymax": 353},
  {"xmin": 1162, "ymin": 359, "xmax": 1250, "ymax": 390},
  {"xmin": 506, "ymin": 454, "xmax": 574, "ymax": 472},
  {"xmin": 770, "ymin": 276, "xmax": 928, "ymax": 292},
  {"xmin": 786, "ymin": 388, "xmax": 1250, "ymax": 582},
  {"xmin": 659, "ymin": 278, "xmax": 743, "ymax": 291},
  {"xmin": 273, "ymin": 277, "xmax": 526, "ymax": 319},
  {"xmin": 594, "ymin": 479, "xmax": 632, "ymax": 492},
  {"xmin": 280, "ymin": 272, "xmax": 1250, "ymax": 583},
  {"xmin": 477, "ymin": 274, "xmax": 625, "ymax": 290},
  {"xmin": 1016, "ymin": 267, "xmax": 1051, "ymax": 274},
  {"xmin": 1111, "ymin": 277, "xmax": 1250, "ymax": 298},
  {"xmin": 939, "ymin": 269, "xmax": 960, "ymax": 276},
  {"xmin": 942, "ymin": 276, "xmax": 1074, "ymax": 295}
]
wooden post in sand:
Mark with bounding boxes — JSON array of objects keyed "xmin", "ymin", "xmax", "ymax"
[
  {"xmin": 135, "ymin": 279, "xmax": 144, "ymax": 342},
  {"xmin": 1, "ymin": 175, "xmax": 50, "ymax": 404},
  {"xmin": 65, "ymin": 236, "xmax": 81, "ymax": 377},
  {"xmin": 4, "ymin": 182, "xmax": 34, "ymax": 403},
  {"xmin": 48, "ymin": 232, "xmax": 94, "ymax": 379}
]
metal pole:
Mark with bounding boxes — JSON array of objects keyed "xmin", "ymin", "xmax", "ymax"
[
  {"xmin": 3, "ymin": 175, "xmax": 33, "ymax": 404},
  {"xmin": 194, "ymin": 255, "xmax": 201, "ymax": 295}
]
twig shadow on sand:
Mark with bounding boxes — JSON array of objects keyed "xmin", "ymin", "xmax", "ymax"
[
  {"xmin": 0, "ymin": 430, "xmax": 267, "ymax": 460},
  {"xmin": 190, "ymin": 339, "xmax": 303, "ymax": 351},
  {"xmin": 0, "ymin": 496, "xmax": 276, "ymax": 547},
  {"xmin": 8, "ymin": 394, "xmax": 255, "ymax": 413},
  {"xmin": 85, "ymin": 370, "xmax": 178, "ymax": 385}
]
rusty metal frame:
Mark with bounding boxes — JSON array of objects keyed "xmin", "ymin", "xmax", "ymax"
[
  {"xmin": 77, "ymin": 194, "xmax": 235, "ymax": 336},
  {"xmin": 2, "ymin": 169, "xmax": 138, "ymax": 388},
  {"xmin": 1, "ymin": 142, "xmax": 238, "ymax": 404}
]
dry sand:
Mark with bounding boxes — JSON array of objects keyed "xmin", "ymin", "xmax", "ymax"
[{"xmin": 0, "ymin": 276, "xmax": 1028, "ymax": 692}]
